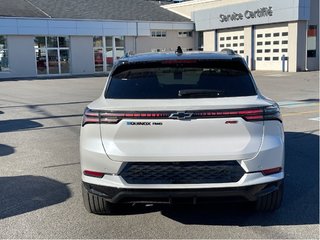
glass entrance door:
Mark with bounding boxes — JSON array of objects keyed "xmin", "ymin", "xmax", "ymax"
[
  {"xmin": 34, "ymin": 36, "xmax": 70, "ymax": 75},
  {"xmin": 48, "ymin": 49, "xmax": 59, "ymax": 74}
]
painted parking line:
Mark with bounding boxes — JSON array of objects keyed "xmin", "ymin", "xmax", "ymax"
[
  {"xmin": 309, "ymin": 117, "xmax": 320, "ymax": 121},
  {"xmin": 282, "ymin": 110, "xmax": 319, "ymax": 117},
  {"xmin": 264, "ymin": 74, "xmax": 292, "ymax": 77},
  {"xmin": 278, "ymin": 101, "xmax": 319, "ymax": 108}
]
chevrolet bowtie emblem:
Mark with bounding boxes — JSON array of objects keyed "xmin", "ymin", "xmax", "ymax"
[{"xmin": 169, "ymin": 112, "xmax": 193, "ymax": 120}]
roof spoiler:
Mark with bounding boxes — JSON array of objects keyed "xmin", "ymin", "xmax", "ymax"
[{"xmin": 220, "ymin": 48, "xmax": 236, "ymax": 55}]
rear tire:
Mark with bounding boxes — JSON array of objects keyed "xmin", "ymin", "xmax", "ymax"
[
  {"xmin": 82, "ymin": 183, "xmax": 116, "ymax": 215},
  {"xmin": 255, "ymin": 182, "xmax": 283, "ymax": 212}
]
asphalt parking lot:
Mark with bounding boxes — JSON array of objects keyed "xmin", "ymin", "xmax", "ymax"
[{"xmin": 0, "ymin": 71, "xmax": 319, "ymax": 239}]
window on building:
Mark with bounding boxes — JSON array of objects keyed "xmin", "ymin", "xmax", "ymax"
[
  {"xmin": 226, "ymin": 37, "xmax": 231, "ymax": 40},
  {"xmin": 257, "ymin": 42, "xmax": 263, "ymax": 46},
  {"xmin": 239, "ymin": 50, "xmax": 244, "ymax": 54},
  {"xmin": 273, "ymin": 49, "xmax": 279, "ymax": 53},
  {"xmin": 226, "ymin": 43, "xmax": 231, "ymax": 47},
  {"xmin": 93, "ymin": 36, "xmax": 103, "ymax": 47},
  {"xmin": 257, "ymin": 34, "xmax": 263, "ymax": 38},
  {"xmin": 34, "ymin": 36, "xmax": 70, "ymax": 75},
  {"xmin": 265, "ymin": 33, "xmax": 271, "ymax": 37},
  {"xmin": 152, "ymin": 48, "xmax": 183, "ymax": 52},
  {"xmin": 265, "ymin": 49, "xmax": 271, "ymax": 53},
  {"xmin": 105, "ymin": 36, "xmax": 113, "ymax": 72},
  {"xmin": 220, "ymin": 44, "xmax": 224, "ymax": 48},
  {"xmin": 240, "ymin": 43, "xmax": 244, "ymax": 46},
  {"xmin": 273, "ymin": 41, "xmax": 279, "ymax": 45},
  {"xmin": 93, "ymin": 36, "xmax": 103, "ymax": 72},
  {"xmin": 47, "ymin": 37, "xmax": 58, "ymax": 48},
  {"xmin": 282, "ymin": 32, "xmax": 288, "ymax": 36},
  {"xmin": 281, "ymin": 48, "xmax": 288, "ymax": 53},
  {"xmin": 273, "ymin": 33, "xmax": 280, "ymax": 37},
  {"xmin": 233, "ymin": 43, "xmax": 238, "ymax": 47},
  {"xmin": 282, "ymin": 40, "xmax": 288, "ymax": 44},
  {"xmin": 0, "ymin": 36, "xmax": 9, "ymax": 72},
  {"xmin": 115, "ymin": 36, "xmax": 125, "ymax": 69},
  {"xmin": 264, "ymin": 57, "xmax": 270, "ymax": 61},
  {"xmin": 273, "ymin": 57, "xmax": 279, "ymax": 61},
  {"xmin": 240, "ymin": 35, "xmax": 244, "ymax": 39},
  {"xmin": 220, "ymin": 37, "xmax": 224, "ymax": 41},
  {"xmin": 178, "ymin": 31, "xmax": 192, "ymax": 37},
  {"xmin": 257, "ymin": 49, "xmax": 263, "ymax": 53},
  {"xmin": 233, "ymin": 36, "xmax": 238, "ymax": 40},
  {"xmin": 307, "ymin": 25, "xmax": 317, "ymax": 57},
  {"xmin": 93, "ymin": 36, "xmax": 125, "ymax": 72},
  {"xmin": 151, "ymin": 30, "xmax": 167, "ymax": 38},
  {"xmin": 265, "ymin": 41, "xmax": 271, "ymax": 45},
  {"xmin": 257, "ymin": 57, "xmax": 262, "ymax": 61}
]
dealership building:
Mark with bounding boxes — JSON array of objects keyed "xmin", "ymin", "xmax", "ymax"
[
  {"xmin": 164, "ymin": 0, "xmax": 319, "ymax": 72},
  {"xmin": 0, "ymin": 0, "xmax": 194, "ymax": 78},
  {"xmin": 0, "ymin": 0, "xmax": 318, "ymax": 79}
]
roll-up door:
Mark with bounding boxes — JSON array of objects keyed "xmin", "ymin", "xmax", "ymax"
[{"xmin": 255, "ymin": 24, "xmax": 289, "ymax": 71}]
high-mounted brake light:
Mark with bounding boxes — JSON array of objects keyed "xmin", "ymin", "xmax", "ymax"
[{"xmin": 161, "ymin": 60, "xmax": 198, "ymax": 64}]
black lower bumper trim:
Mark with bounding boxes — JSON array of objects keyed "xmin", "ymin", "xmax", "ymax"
[{"xmin": 83, "ymin": 180, "xmax": 283, "ymax": 204}]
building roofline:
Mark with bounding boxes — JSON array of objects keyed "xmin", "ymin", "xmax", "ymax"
[{"xmin": 0, "ymin": 16, "xmax": 193, "ymax": 24}]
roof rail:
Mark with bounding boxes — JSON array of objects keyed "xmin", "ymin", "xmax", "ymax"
[{"xmin": 220, "ymin": 48, "xmax": 236, "ymax": 55}]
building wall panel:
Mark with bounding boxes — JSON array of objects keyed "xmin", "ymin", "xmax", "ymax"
[
  {"xmin": 0, "ymin": 35, "xmax": 36, "ymax": 78},
  {"xmin": 70, "ymin": 36, "xmax": 95, "ymax": 75}
]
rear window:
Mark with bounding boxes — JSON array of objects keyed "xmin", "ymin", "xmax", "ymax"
[{"xmin": 105, "ymin": 60, "xmax": 257, "ymax": 99}]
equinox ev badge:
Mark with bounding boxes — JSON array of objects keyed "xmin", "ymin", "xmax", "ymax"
[
  {"xmin": 126, "ymin": 122, "xmax": 163, "ymax": 126},
  {"xmin": 127, "ymin": 122, "xmax": 151, "ymax": 126},
  {"xmin": 169, "ymin": 112, "xmax": 193, "ymax": 120}
]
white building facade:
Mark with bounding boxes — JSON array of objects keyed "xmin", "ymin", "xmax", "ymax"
[
  {"xmin": 0, "ymin": 0, "xmax": 318, "ymax": 79},
  {"xmin": 164, "ymin": 0, "xmax": 319, "ymax": 72},
  {"xmin": 0, "ymin": 18, "xmax": 194, "ymax": 78}
]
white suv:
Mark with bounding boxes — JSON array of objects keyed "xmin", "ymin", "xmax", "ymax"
[{"xmin": 80, "ymin": 49, "xmax": 284, "ymax": 214}]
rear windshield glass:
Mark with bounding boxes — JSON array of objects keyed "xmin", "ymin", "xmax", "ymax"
[{"xmin": 105, "ymin": 60, "xmax": 257, "ymax": 99}]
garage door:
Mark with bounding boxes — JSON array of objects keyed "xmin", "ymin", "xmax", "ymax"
[
  {"xmin": 255, "ymin": 24, "xmax": 289, "ymax": 71},
  {"xmin": 217, "ymin": 29, "xmax": 245, "ymax": 58}
]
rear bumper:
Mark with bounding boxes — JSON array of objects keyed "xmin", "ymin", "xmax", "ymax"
[{"xmin": 83, "ymin": 180, "xmax": 283, "ymax": 204}]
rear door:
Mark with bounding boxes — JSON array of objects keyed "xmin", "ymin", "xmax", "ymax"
[{"xmin": 100, "ymin": 59, "xmax": 264, "ymax": 162}]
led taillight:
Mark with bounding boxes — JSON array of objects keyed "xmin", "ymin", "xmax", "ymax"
[
  {"xmin": 263, "ymin": 104, "xmax": 282, "ymax": 122},
  {"xmin": 83, "ymin": 170, "xmax": 105, "ymax": 178},
  {"xmin": 82, "ymin": 108, "xmax": 121, "ymax": 126},
  {"xmin": 223, "ymin": 105, "xmax": 281, "ymax": 122},
  {"xmin": 82, "ymin": 108, "xmax": 100, "ymax": 126},
  {"xmin": 81, "ymin": 105, "xmax": 282, "ymax": 126},
  {"xmin": 235, "ymin": 109, "xmax": 264, "ymax": 122},
  {"xmin": 82, "ymin": 108, "xmax": 171, "ymax": 126}
]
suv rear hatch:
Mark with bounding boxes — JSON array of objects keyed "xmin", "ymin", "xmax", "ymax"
[{"xmin": 98, "ymin": 59, "xmax": 266, "ymax": 162}]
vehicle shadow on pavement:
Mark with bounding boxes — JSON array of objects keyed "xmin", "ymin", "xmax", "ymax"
[
  {"xmin": 0, "ymin": 119, "xmax": 43, "ymax": 133},
  {"xmin": 0, "ymin": 175, "xmax": 71, "ymax": 219},
  {"xmin": 0, "ymin": 144, "xmax": 15, "ymax": 157},
  {"xmin": 157, "ymin": 131, "xmax": 319, "ymax": 226}
]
